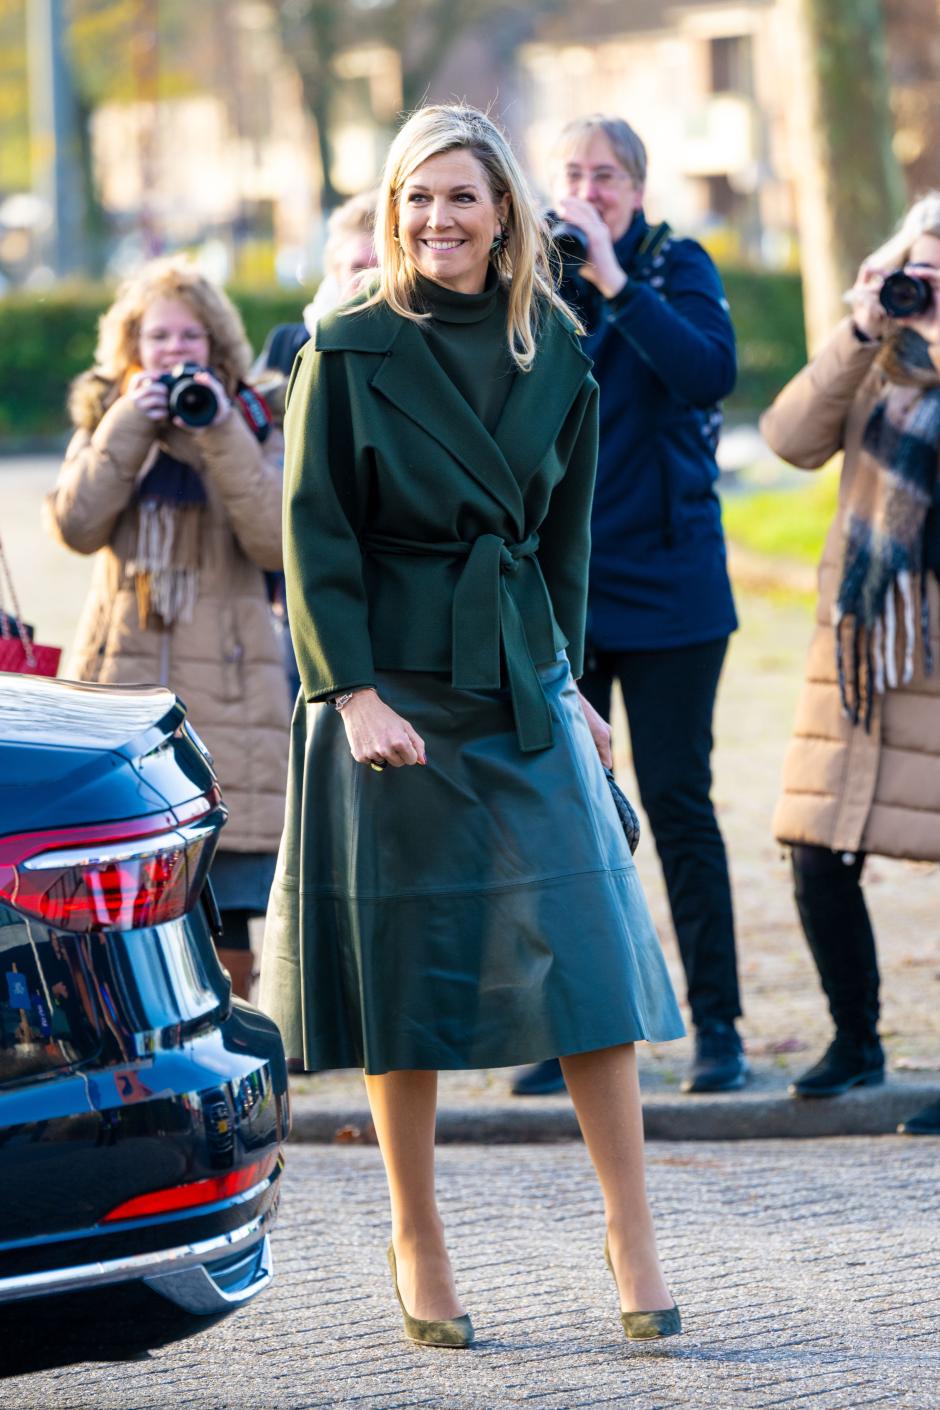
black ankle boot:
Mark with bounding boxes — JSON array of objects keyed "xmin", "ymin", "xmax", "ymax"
[
  {"xmin": 681, "ymin": 1021, "xmax": 749, "ymax": 1093},
  {"xmin": 789, "ymin": 1033, "xmax": 885, "ymax": 1099}
]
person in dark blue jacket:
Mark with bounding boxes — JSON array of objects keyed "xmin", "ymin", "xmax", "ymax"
[{"xmin": 512, "ymin": 115, "xmax": 747, "ymax": 1098}]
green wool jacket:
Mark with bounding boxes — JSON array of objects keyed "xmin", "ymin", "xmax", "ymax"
[{"xmin": 282, "ymin": 294, "xmax": 599, "ymax": 753}]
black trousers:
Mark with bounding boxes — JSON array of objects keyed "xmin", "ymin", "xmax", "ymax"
[
  {"xmin": 791, "ymin": 845, "xmax": 881, "ymax": 1044},
  {"xmin": 580, "ymin": 636, "xmax": 741, "ymax": 1029}
]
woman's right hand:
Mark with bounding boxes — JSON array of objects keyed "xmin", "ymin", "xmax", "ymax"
[
  {"xmin": 127, "ymin": 370, "xmax": 170, "ymax": 422},
  {"xmin": 849, "ymin": 261, "xmax": 889, "ymax": 342},
  {"xmin": 338, "ymin": 689, "xmax": 427, "ymax": 768}
]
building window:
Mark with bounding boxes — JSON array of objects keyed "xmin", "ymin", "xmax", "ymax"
[{"xmin": 709, "ymin": 35, "xmax": 753, "ymax": 95}]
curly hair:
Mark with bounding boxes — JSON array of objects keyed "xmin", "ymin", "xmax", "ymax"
[
  {"xmin": 89, "ymin": 256, "xmax": 252, "ymax": 396},
  {"xmin": 360, "ymin": 103, "xmax": 580, "ymax": 373}
]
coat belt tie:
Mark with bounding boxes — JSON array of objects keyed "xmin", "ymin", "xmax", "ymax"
[{"xmin": 362, "ymin": 531, "xmax": 556, "ymax": 752}]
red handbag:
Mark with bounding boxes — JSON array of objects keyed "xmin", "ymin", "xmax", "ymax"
[{"xmin": 0, "ymin": 536, "xmax": 62, "ymax": 678}]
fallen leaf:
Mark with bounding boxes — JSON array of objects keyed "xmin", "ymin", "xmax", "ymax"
[{"xmin": 744, "ymin": 1036, "xmax": 809, "ymax": 1056}]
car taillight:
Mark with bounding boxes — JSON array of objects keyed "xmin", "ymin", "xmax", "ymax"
[
  {"xmin": 100, "ymin": 1152, "xmax": 280, "ymax": 1222},
  {"xmin": 0, "ymin": 797, "xmax": 226, "ymax": 933}
]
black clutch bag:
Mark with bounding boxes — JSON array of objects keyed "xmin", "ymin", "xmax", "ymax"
[{"xmin": 604, "ymin": 767, "xmax": 641, "ymax": 855}]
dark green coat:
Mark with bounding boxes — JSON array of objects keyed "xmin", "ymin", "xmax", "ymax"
[{"xmin": 282, "ymin": 295, "xmax": 599, "ymax": 754}]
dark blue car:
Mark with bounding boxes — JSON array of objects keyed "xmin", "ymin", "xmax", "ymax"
[{"xmin": 0, "ymin": 673, "xmax": 288, "ymax": 1315}]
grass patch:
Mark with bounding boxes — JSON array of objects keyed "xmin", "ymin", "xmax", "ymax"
[{"xmin": 722, "ymin": 467, "xmax": 839, "ymax": 565}]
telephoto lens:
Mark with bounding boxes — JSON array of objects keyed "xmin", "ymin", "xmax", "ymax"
[
  {"xmin": 159, "ymin": 362, "xmax": 219, "ymax": 428},
  {"xmin": 879, "ymin": 270, "xmax": 933, "ymax": 320}
]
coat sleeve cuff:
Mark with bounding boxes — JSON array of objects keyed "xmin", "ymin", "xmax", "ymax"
[
  {"xmin": 304, "ymin": 679, "xmax": 376, "ymax": 706},
  {"xmin": 604, "ymin": 279, "xmax": 641, "ymax": 318},
  {"xmin": 91, "ymin": 397, "xmax": 159, "ymax": 473}
]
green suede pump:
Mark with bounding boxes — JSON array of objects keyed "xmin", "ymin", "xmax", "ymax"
[
  {"xmin": 387, "ymin": 1244, "xmax": 475, "ymax": 1349},
  {"xmin": 604, "ymin": 1237, "xmax": 682, "ymax": 1341}
]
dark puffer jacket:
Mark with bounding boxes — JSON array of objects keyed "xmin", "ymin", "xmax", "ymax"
[{"xmin": 560, "ymin": 211, "xmax": 738, "ymax": 651}]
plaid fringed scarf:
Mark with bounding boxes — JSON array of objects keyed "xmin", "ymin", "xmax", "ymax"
[
  {"xmin": 130, "ymin": 451, "xmax": 207, "ymax": 628},
  {"xmin": 834, "ymin": 328, "xmax": 940, "ymax": 727},
  {"xmin": 125, "ymin": 379, "xmax": 272, "ymax": 629}
]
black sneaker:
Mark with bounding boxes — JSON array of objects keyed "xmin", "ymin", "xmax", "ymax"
[
  {"xmin": 510, "ymin": 1058, "xmax": 566, "ymax": 1097},
  {"xmin": 789, "ymin": 1035, "xmax": 884, "ymax": 1099},
  {"xmin": 897, "ymin": 1098, "xmax": 940, "ymax": 1135},
  {"xmin": 681, "ymin": 1022, "xmax": 750, "ymax": 1094}
]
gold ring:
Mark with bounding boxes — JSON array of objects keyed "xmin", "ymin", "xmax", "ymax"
[{"xmin": 370, "ymin": 760, "xmax": 388, "ymax": 772}]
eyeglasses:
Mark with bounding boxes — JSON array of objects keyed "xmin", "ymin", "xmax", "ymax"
[{"xmin": 563, "ymin": 167, "xmax": 635, "ymax": 191}]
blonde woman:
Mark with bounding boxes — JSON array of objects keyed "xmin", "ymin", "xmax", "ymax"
[
  {"xmin": 46, "ymin": 258, "xmax": 290, "ymax": 998},
  {"xmin": 261, "ymin": 105, "xmax": 684, "ymax": 1346},
  {"xmin": 762, "ymin": 194, "xmax": 940, "ymax": 1135}
]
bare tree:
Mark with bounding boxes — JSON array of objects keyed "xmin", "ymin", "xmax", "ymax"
[
  {"xmin": 788, "ymin": 0, "xmax": 906, "ymax": 347},
  {"xmin": 269, "ymin": 0, "xmax": 560, "ymax": 209},
  {"xmin": 271, "ymin": 0, "xmax": 344, "ymax": 209}
]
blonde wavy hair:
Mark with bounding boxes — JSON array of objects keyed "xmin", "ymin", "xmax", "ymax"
[
  {"xmin": 867, "ymin": 191, "xmax": 940, "ymax": 272},
  {"xmin": 89, "ymin": 256, "xmax": 252, "ymax": 396},
  {"xmin": 359, "ymin": 104, "xmax": 579, "ymax": 372}
]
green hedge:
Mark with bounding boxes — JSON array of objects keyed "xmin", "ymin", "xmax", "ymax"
[
  {"xmin": 0, "ymin": 284, "xmax": 313, "ymax": 444},
  {"xmin": 0, "ymin": 270, "xmax": 806, "ymax": 444},
  {"xmin": 721, "ymin": 267, "xmax": 806, "ymax": 419}
]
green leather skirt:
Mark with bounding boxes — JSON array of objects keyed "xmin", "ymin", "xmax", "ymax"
[{"xmin": 259, "ymin": 657, "xmax": 684, "ymax": 1073}]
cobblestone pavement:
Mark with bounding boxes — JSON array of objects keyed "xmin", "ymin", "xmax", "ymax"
[
  {"xmin": 3, "ymin": 1139, "xmax": 938, "ymax": 1409},
  {"xmin": 6, "ymin": 454, "xmax": 940, "ymax": 1097}
]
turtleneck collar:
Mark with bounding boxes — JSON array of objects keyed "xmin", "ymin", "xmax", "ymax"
[{"xmin": 415, "ymin": 266, "xmax": 502, "ymax": 324}]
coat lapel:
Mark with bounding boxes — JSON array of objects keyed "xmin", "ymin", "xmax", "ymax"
[
  {"xmin": 492, "ymin": 313, "xmax": 593, "ymax": 491},
  {"xmin": 370, "ymin": 319, "xmax": 526, "ymax": 530},
  {"xmin": 316, "ymin": 296, "xmax": 593, "ymax": 528}
]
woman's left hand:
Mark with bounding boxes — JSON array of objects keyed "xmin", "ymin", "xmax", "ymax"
[
  {"xmin": 577, "ymin": 688, "xmax": 613, "ymax": 768},
  {"xmin": 174, "ymin": 369, "xmax": 232, "ymax": 431}
]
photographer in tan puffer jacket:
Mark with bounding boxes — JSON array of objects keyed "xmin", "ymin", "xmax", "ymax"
[
  {"xmin": 46, "ymin": 257, "xmax": 290, "ymax": 998},
  {"xmin": 761, "ymin": 195, "xmax": 940, "ymax": 1134}
]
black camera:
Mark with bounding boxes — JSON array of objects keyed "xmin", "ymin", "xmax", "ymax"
[
  {"xmin": 547, "ymin": 215, "xmax": 589, "ymax": 266},
  {"xmin": 879, "ymin": 269, "xmax": 933, "ymax": 320},
  {"xmin": 157, "ymin": 362, "xmax": 219, "ymax": 428}
]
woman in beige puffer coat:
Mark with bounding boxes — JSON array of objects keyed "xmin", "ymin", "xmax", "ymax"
[
  {"xmin": 760, "ymin": 194, "xmax": 940, "ymax": 1134},
  {"xmin": 46, "ymin": 257, "xmax": 290, "ymax": 997}
]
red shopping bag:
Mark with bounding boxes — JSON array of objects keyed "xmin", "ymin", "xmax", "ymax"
[{"xmin": 0, "ymin": 537, "xmax": 61, "ymax": 678}]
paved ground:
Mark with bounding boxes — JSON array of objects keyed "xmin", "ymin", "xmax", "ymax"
[
  {"xmin": 2, "ymin": 1138, "xmax": 938, "ymax": 1409},
  {"xmin": 5, "ymin": 454, "xmax": 940, "ymax": 1128}
]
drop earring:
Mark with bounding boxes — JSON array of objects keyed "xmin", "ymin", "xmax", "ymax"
[{"xmin": 489, "ymin": 224, "xmax": 509, "ymax": 256}]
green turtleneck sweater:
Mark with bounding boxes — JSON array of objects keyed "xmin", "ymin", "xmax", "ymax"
[{"xmin": 416, "ymin": 270, "xmax": 516, "ymax": 435}]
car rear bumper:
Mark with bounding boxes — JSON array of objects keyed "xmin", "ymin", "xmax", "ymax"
[{"xmin": 0, "ymin": 1205, "xmax": 276, "ymax": 1314}]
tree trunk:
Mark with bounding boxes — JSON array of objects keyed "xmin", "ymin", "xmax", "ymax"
[
  {"xmin": 272, "ymin": 1, "xmax": 341, "ymax": 213},
  {"xmin": 788, "ymin": 0, "xmax": 905, "ymax": 350}
]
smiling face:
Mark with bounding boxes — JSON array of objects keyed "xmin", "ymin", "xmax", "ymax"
[
  {"xmin": 554, "ymin": 130, "xmax": 644, "ymax": 244},
  {"xmin": 137, "ymin": 296, "xmax": 210, "ymax": 375},
  {"xmin": 398, "ymin": 148, "xmax": 509, "ymax": 295}
]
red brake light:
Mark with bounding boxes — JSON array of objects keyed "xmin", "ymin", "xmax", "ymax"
[
  {"xmin": 101, "ymin": 1152, "xmax": 279, "ymax": 1222},
  {"xmin": 0, "ymin": 797, "xmax": 225, "ymax": 933}
]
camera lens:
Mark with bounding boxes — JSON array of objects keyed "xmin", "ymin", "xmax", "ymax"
[
  {"xmin": 168, "ymin": 374, "xmax": 218, "ymax": 427},
  {"xmin": 879, "ymin": 270, "xmax": 932, "ymax": 319},
  {"xmin": 548, "ymin": 219, "xmax": 589, "ymax": 265}
]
